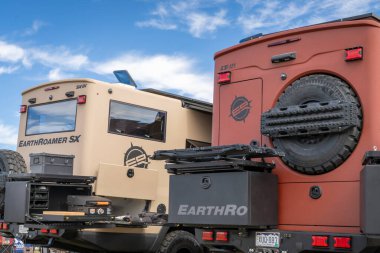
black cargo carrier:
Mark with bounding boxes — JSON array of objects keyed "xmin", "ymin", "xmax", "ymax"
[{"xmin": 154, "ymin": 143, "xmax": 282, "ymax": 227}]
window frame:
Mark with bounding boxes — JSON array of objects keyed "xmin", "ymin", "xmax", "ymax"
[
  {"xmin": 108, "ymin": 100, "xmax": 167, "ymax": 143},
  {"xmin": 25, "ymin": 98, "xmax": 78, "ymax": 136}
]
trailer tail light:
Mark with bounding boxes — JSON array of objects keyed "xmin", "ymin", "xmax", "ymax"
[
  {"xmin": 334, "ymin": 237, "xmax": 351, "ymax": 249},
  {"xmin": 312, "ymin": 235, "xmax": 329, "ymax": 247},
  {"xmin": 2, "ymin": 223, "xmax": 8, "ymax": 230},
  {"xmin": 202, "ymin": 231, "xmax": 214, "ymax": 241},
  {"xmin": 41, "ymin": 228, "xmax": 48, "ymax": 233},
  {"xmin": 218, "ymin": 72, "xmax": 231, "ymax": 84},
  {"xmin": 20, "ymin": 105, "xmax": 27, "ymax": 113},
  {"xmin": 215, "ymin": 231, "xmax": 228, "ymax": 242},
  {"xmin": 345, "ymin": 47, "xmax": 363, "ymax": 61},
  {"xmin": 77, "ymin": 95, "xmax": 87, "ymax": 104},
  {"xmin": 49, "ymin": 229, "xmax": 58, "ymax": 234}
]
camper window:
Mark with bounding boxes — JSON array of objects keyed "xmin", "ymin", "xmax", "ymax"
[
  {"xmin": 108, "ymin": 100, "xmax": 166, "ymax": 142},
  {"xmin": 26, "ymin": 99, "xmax": 77, "ymax": 136}
]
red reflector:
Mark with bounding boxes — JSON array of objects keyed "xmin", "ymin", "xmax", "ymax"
[
  {"xmin": 216, "ymin": 231, "xmax": 228, "ymax": 242},
  {"xmin": 202, "ymin": 231, "xmax": 214, "ymax": 241},
  {"xmin": 312, "ymin": 235, "xmax": 329, "ymax": 247},
  {"xmin": 345, "ymin": 47, "xmax": 363, "ymax": 61},
  {"xmin": 334, "ymin": 237, "xmax": 351, "ymax": 249},
  {"xmin": 50, "ymin": 229, "xmax": 58, "ymax": 234},
  {"xmin": 41, "ymin": 228, "xmax": 48, "ymax": 233},
  {"xmin": 20, "ymin": 105, "xmax": 27, "ymax": 113},
  {"xmin": 77, "ymin": 95, "xmax": 87, "ymax": 104},
  {"xmin": 218, "ymin": 72, "xmax": 231, "ymax": 84}
]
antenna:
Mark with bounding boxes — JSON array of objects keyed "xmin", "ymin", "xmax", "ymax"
[{"xmin": 113, "ymin": 70, "xmax": 137, "ymax": 87}]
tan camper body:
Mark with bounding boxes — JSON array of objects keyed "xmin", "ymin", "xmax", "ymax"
[{"xmin": 16, "ymin": 78, "xmax": 211, "ymax": 252}]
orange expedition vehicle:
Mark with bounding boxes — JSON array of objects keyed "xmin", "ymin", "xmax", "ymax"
[{"xmin": 154, "ymin": 13, "xmax": 380, "ymax": 253}]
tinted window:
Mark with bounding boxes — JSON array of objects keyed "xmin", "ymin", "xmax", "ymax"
[
  {"xmin": 26, "ymin": 100, "xmax": 77, "ymax": 135},
  {"xmin": 109, "ymin": 101, "xmax": 166, "ymax": 141}
]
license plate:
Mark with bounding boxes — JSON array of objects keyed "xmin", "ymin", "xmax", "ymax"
[
  {"xmin": 18, "ymin": 225, "xmax": 29, "ymax": 234},
  {"xmin": 256, "ymin": 232, "xmax": 280, "ymax": 248}
]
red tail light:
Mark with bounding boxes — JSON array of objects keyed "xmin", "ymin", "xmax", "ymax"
[
  {"xmin": 312, "ymin": 235, "xmax": 329, "ymax": 247},
  {"xmin": 77, "ymin": 95, "xmax": 87, "ymax": 104},
  {"xmin": 202, "ymin": 231, "xmax": 214, "ymax": 241},
  {"xmin": 20, "ymin": 105, "xmax": 27, "ymax": 113},
  {"xmin": 334, "ymin": 237, "xmax": 351, "ymax": 249},
  {"xmin": 345, "ymin": 47, "xmax": 363, "ymax": 61},
  {"xmin": 215, "ymin": 231, "xmax": 228, "ymax": 242},
  {"xmin": 41, "ymin": 228, "xmax": 48, "ymax": 233},
  {"xmin": 218, "ymin": 72, "xmax": 231, "ymax": 84},
  {"xmin": 2, "ymin": 223, "xmax": 8, "ymax": 230},
  {"xmin": 50, "ymin": 229, "xmax": 58, "ymax": 234}
]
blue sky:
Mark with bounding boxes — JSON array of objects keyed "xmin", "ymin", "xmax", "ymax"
[{"xmin": 0, "ymin": 0, "xmax": 379, "ymax": 149}]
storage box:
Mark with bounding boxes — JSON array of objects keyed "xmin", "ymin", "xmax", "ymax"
[
  {"xmin": 4, "ymin": 179, "xmax": 92, "ymax": 223},
  {"xmin": 169, "ymin": 171, "xmax": 278, "ymax": 227},
  {"xmin": 30, "ymin": 153, "xmax": 74, "ymax": 175}
]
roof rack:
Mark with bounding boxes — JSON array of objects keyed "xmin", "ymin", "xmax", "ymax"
[{"xmin": 153, "ymin": 143, "xmax": 284, "ymax": 174}]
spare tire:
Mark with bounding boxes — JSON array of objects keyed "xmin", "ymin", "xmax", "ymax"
[
  {"xmin": 272, "ymin": 74, "xmax": 362, "ymax": 175},
  {"xmin": 0, "ymin": 150, "xmax": 27, "ymax": 214}
]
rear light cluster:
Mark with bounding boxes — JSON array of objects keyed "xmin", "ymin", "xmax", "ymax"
[
  {"xmin": 20, "ymin": 105, "xmax": 27, "ymax": 113},
  {"xmin": 0, "ymin": 223, "xmax": 9, "ymax": 230},
  {"xmin": 312, "ymin": 235, "xmax": 351, "ymax": 249},
  {"xmin": 202, "ymin": 231, "xmax": 229, "ymax": 242},
  {"xmin": 77, "ymin": 95, "xmax": 87, "ymax": 104},
  {"xmin": 345, "ymin": 47, "xmax": 363, "ymax": 61},
  {"xmin": 218, "ymin": 72, "xmax": 231, "ymax": 84},
  {"xmin": 41, "ymin": 228, "xmax": 58, "ymax": 234}
]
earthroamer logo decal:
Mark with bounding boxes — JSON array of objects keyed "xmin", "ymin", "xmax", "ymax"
[
  {"xmin": 178, "ymin": 204, "xmax": 248, "ymax": 216},
  {"xmin": 124, "ymin": 143, "xmax": 149, "ymax": 169},
  {"xmin": 18, "ymin": 135, "xmax": 81, "ymax": 147},
  {"xmin": 230, "ymin": 96, "xmax": 252, "ymax": 122}
]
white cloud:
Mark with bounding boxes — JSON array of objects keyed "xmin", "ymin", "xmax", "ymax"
[
  {"xmin": 91, "ymin": 53, "xmax": 213, "ymax": 101},
  {"xmin": 187, "ymin": 10, "xmax": 228, "ymax": 38},
  {"xmin": 0, "ymin": 39, "xmax": 212, "ymax": 101},
  {"xmin": 48, "ymin": 68, "xmax": 72, "ymax": 81},
  {"xmin": 0, "ymin": 41, "xmax": 25, "ymax": 63},
  {"xmin": 23, "ymin": 20, "xmax": 46, "ymax": 36},
  {"xmin": 0, "ymin": 40, "xmax": 89, "ymax": 77},
  {"xmin": 0, "ymin": 66, "xmax": 19, "ymax": 75},
  {"xmin": 0, "ymin": 123, "xmax": 18, "ymax": 146},
  {"xmin": 136, "ymin": 1, "xmax": 229, "ymax": 38},
  {"xmin": 28, "ymin": 47, "xmax": 88, "ymax": 70},
  {"xmin": 237, "ymin": 1, "xmax": 314, "ymax": 34},
  {"xmin": 236, "ymin": 0, "xmax": 379, "ymax": 34},
  {"xmin": 136, "ymin": 19, "xmax": 177, "ymax": 30}
]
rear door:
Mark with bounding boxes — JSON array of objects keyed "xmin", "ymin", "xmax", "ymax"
[{"xmin": 218, "ymin": 79, "xmax": 263, "ymax": 145}]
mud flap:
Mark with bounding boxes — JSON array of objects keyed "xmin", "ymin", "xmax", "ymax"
[{"xmin": 95, "ymin": 163, "xmax": 158, "ymax": 200}]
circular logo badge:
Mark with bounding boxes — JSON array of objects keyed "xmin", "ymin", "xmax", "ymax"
[
  {"xmin": 124, "ymin": 144, "xmax": 149, "ymax": 169},
  {"xmin": 230, "ymin": 96, "xmax": 252, "ymax": 122}
]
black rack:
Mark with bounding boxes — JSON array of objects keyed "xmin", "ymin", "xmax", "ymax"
[
  {"xmin": 7, "ymin": 173, "xmax": 96, "ymax": 184},
  {"xmin": 153, "ymin": 143, "xmax": 284, "ymax": 174}
]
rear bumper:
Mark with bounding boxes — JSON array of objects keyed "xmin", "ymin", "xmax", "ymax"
[{"xmin": 195, "ymin": 228, "xmax": 380, "ymax": 253}]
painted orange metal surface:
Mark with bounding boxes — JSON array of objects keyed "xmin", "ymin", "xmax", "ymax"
[{"xmin": 213, "ymin": 18, "xmax": 380, "ymax": 232}]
